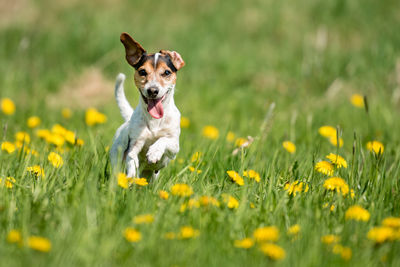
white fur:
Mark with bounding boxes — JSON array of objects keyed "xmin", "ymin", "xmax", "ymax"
[
  {"xmin": 110, "ymin": 73, "xmax": 181, "ymax": 180},
  {"xmin": 154, "ymin": 52, "xmax": 160, "ymax": 66}
]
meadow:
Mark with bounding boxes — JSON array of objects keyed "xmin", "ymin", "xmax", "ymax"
[{"xmin": 1, "ymin": 0, "xmax": 400, "ymax": 266}]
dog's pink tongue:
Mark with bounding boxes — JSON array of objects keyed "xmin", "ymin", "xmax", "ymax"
[{"xmin": 147, "ymin": 98, "xmax": 164, "ymax": 119}]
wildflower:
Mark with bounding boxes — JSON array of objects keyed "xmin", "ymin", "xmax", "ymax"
[
  {"xmin": 159, "ymin": 190, "xmax": 169, "ymax": 200},
  {"xmin": 133, "ymin": 178, "xmax": 148, "ymax": 186},
  {"xmin": 199, "ymin": 196, "xmax": 220, "ymax": 207},
  {"xmin": 27, "ymin": 116, "xmax": 41, "ymax": 128},
  {"xmin": 253, "ymin": 226, "xmax": 279, "ymax": 242},
  {"xmin": 367, "ymin": 227, "xmax": 394, "ymax": 243},
  {"xmin": 171, "ymin": 183, "xmax": 193, "ymax": 197},
  {"xmin": 0, "ymin": 177, "xmax": 16, "ymax": 189},
  {"xmin": 180, "ymin": 117, "xmax": 190, "ymax": 128},
  {"xmin": 315, "ymin": 161, "xmax": 334, "ymax": 176},
  {"xmin": 28, "ymin": 236, "xmax": 52, "ymax": 252},
  {"xmin": 124, "ymin": 228, "xmax": 141, "ymax": 242},
  {"xmin": 382, "ymin": 217, "xmax": 400, "ymax": 228},
  {"xmin": 188, "ymin": 166, "xmax": 202, "ymax": 174},
  {"xmin": 326, "ymin": 153, "xmax": 347, "ymax": 168},
  {"xmin": 180, "ymin": 198, "xmax": 200, "ymax": 212},
  {"xmin": 64, "ymin": 130, "xmax": 76, "ymax": 144},
  {"xmin": 366, "ymin": 141, "xmax": 384, "ymax": 155},
  {"xmin": 26, "ymin": 165, "xmax": 45, "ymax": 178},
  {"xmin": 222, "ymin": 194, "xmax": 239, "ymax": 209},
  {"xmin": 318, "ymin": 126, "xmax": 337, "ymax": 138},
  {"xmin": 163, "ymin": 232, "xmax": 176, "ymax": 240},
  {"xmin": 227, "ymin": 170, "xmax": 244, "ymax": 186},
  {"xmin": 350, "ymin": 94, "xmax": 364, "ymax": 108},
  {"xmin": 288, "ymin": 224, "xmax": 300, "ymax": 236},
  {"xmin": 62, "ymin": 108, "xmax": 72, "ymax": 119},
  {"xmin": 234, "ymin": 238, "xmax": 254, "ymax": 249},
  {"xmin": 46, "ymin": 133, "xmax": 65, "ymax": 147},
  {"xmin": 76, "ymin": 138, "xmax": 84, "ymax": 146},
  {"xmin": 282, "ymin": 141, "xmax": 296, "ymax": 154},
  {"xmin": 133, "ymin": 214, "xmax": 154, "ymax": 224},
  {"xmin": 345, "ymin": 205, "xmax": 370, "ymax": 222},
  {"xmin": 226, "ymin": 131, "xmax": 235, "ymax": 142},
  {"xmin": 85, "ymin": 108, "xmax": 107, "ymax": 126},
  {"xmin": 36, "ymin": 129, "xmax": 51, "ymax": 139},
  {"xmin": 332, "ymin": 244, "xmax": 352, "ymax": 260},
  {"xmin": 117, "ymin": 173, "xmax": 133, "ymax": 189},
  {"xmin": 235, "ymin": 137, "xmax": 247, "ymax": 147},
  {"xmin": 7, "ymin": 230, "xmax": 22, "ymax": 243},
  {"xmin": 329, "ymin": 135, "xmax": 344, "ymax": 147},
  {"xmin": 1, "ymin": 98, "xmax": 15, "ymax": 115},
  {"xmin": 321, "ymin": 235, "xmax": 340, "ymax": 244},
  {"xmin": 259, "ymin": 243, "xmax": 286, "ymax": 260},
  {"xmin": 15, "ymin": 131, "xmax": 30, "ymax": 144},
  {"xmin": 191, "ymin": 151, "xmax": 202, "ymax": 163},
  {"xmin": 202, "ymin": 125, "xmax": 219, "ymax": 140},
  {"xmin": 178, "ymin": 226, "xmax": 199, "ymax": 239},
  {"xmin": 284, "ymin": 181, "xmax": 309, "ymax": 196},
  {"xmin": 1, "ymin": 141, "xmax": 16, "ymax": 154},
  {"xmin": 323, "ymin": 203, "xmax": 336, "ymax": 212},
  {"xmin": 48, "ymin": 152, "xmax": 64, "ymax": 168},
  {"xmin": 323, "ymin": 177, "xmax": 349, "ymax": 196},
  {"xmin": 51, "ymin": 124, "xmax": 67, "ymax": 136},
  {"xmin": 243, "ymin": 169, "xmax": 261, "ymax": 182}
]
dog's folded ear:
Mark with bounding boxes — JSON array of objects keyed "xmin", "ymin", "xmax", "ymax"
[
  {"xmin": 160, "ymin": 50, "xmax": 185, "ymax": 71},
  {"xmin": 120, "ymin": 33, "xmax": 146, "ymax": 68}
]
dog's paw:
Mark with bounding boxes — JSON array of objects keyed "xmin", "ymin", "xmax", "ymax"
[{"xmin": 147, "ymin": 145, "xmax": 164, "ymax": 164}]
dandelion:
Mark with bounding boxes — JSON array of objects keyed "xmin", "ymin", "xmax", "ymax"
[
  {"xmin": 15, "ymin": 131, "xmax": 30, "ymax": 144},
  {"xmin": 226, "ymin": 131, "xmax": 235, "ymax": 142},
  {"xmin": 243, "ymin": 169, "xmax": 261, "ymax": 182},
  {"xmin": 1, "ymin": 98, "xmax": 15, "ymax": 115},
  {"xmin": 117, "ymin": 173, "xmax": 133, "ymax": 189},
  {"xmin": 288, "ymin": 224, "xmax": 300, "ymax": 236},
  {"xmin": 222, "ymin": 194, "xmax": 239, "ymax": 209},
  {"xmin": 180, "ymin": 117, "xmax": 190, "ymax": 128},
  {"xmin": 1, "ymin": 141, "xmax": 16, "ymax": 154},
  {"xmin": 350, "ymin": 94, "xmax": 364, "ymax": 108},
  {"xmin": 259, "ymin": 243, "xmax": 286, "ymax": 260},
  {"xmin": 321, "ymin": 235, "xmax": 340, "ymax": 244},
  {"xmin": 48, "ymin": 152, "xmax": 64, "ymax": 168},
  {"xmin": 163, "ymin": 232, "xmax": 176, "ymax": 240},
  {"xmin": 188, "ymin": 166, "xmax": 202, "ymax": 174},
  {"xmin": 26, "ymin": 165, "xmax": 45, "ymax": 178},
  {"xmin": 382, "ymin": 217, "xmax": 400, "ymax": 228},
  {"xmin": 202, "ymin": 125, "xmax": 219, "ymax": 140},
  {"xmin": 234, "ymin": 238, "xmax": 254, "ymax": 249},
  {"xmin": 315, "ymin": 161, "xmax": 334, "ymax": 176},
  {"xmin": 253, "ymin": 226, "xmax": 279, "ymax": 242},
  {"xmin": 235, "ymin": 137, "xmax": 247, "ymax": 147},
  {"xmin": 85, "ymin": 108, "xmax": 107, "ymax": 126},
  {"xmin": 191, "ymin": 151, "xmax": 202, "ymax": 163},
  {"xmin": 159, "ymin": 190, "xmax": 169, "ymax": 200},
  {"xmin": 366, "ymin": 141, "xmax": 384, "ymax": 155},
  {"xmin": 329, "ymin": 135, "xmax": 344, "ymax": 147},
  {"xmin": 62, "ymin": 108, "xmax": 72, "ymax": 119},
  {"xmin": 124, "ymin": 228, "xmax": 141, "ymax": 242},
  {"xmin": 27, "ymin": 116, "xmax": 41, "ymax": 128},
  {"xmin": 284, "ymin": 181, "xmax": 309, "ymax": 196},
  {"xmin": 36, "ymin": 129, "xmax": 51, "ymax": 139},
  {"xmin": 133, "ymin": 214, "xmax": 154, "ymax": 224},
  {"xmin": 28, "ymin": 236, "xmax": 52, "ymax": 252},
  {"xmin": 76, "ymin": 138, "xmax": 84, "ymax": 146},
  {"xmin": 0, "ymin": 177, "xmax": 16, "ymax": 189},
  {"xmin": 171, "ymin": 183, "xmax": 193, "ymax": 197},
  {"xmin": 46, "ymin": 133, "xmax": 65, "ymax": 147},
  {"xmin": 282, "ymin": 141, "xmax": 296, "ymax": 154},
  {"xmin": 323, "ymin": 203, "xmax": 336, "ymax": 212},
  {"xmin": 323, "ymin": 177, "xmax": 349, "ymax": 196},
  {"xmin": 318, "ymin": 126, "xmax": 337, "ymax": 138},
  {"xmin": 345, "ymin": 205, "xmax": 370, "ymax": 222},
  {"xmin": 367, "ymin": 227, "xmax": 394, "ymax": 243},
  {"xmin": 199, "ymin": 196, "xmax": 220, "ymax": 207},
  {"xmin": 332, "ymin": 244, "xmax": 352, "ymax": 260},
  {"xmin": 133, "ymin": 178, "xmax": 148, "ymax": 186},
  {"xmin": 326, "ymin": 153, "xmax": 347, "ymax": 168},
  {"xmin": 178, "ymin": 226, "xmax": 199, "ymax": 239},
  {"xmin": 7, "ymin": 230, "xmax": 22, "ymax": 243},
  {"xmin": 64, "ymin": 130, "xmax": 76, "ymax": 144},
  {"xmin": 227, "ymin": 170, "xmax": 244, "ymax": 186}
]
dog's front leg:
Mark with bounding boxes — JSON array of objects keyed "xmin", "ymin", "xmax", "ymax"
[
  {"xmin": 126, "ymin": 139, "xmax": 145, "ymax": 177},
  {"xmin": 147, "ymin": 137, "xmax": 179, "ymax": 164}
]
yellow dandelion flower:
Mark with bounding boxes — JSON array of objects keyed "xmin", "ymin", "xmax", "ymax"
[
  {"xmin": 188, "ymin": 166, "xmax": 202, "ymax": 174},
  {"xmin": 7, "ymin": 229, "xmax": 22, "ymax": 243},
  {"xmin": 48, "ymin": 152, "xmax": 64, "ymax": 168},
  {"xmin": 318, "ymin": 126, "xmax": 337, "ymax": 138},
  {"xmin": 159, "ymin": 190, "xmax": 169, "ymax": 200},
  {"xmin": 178, "ymin": 226, "xmax": 199, "ymax": 239},
  {"xmin": 321, "ymin": 234, "xmax": 340, "ymax": 244},
  {"xmin": 46, "ymin": 133, "xmax": 65, "ymax": 147},
  {"xmin": 234, "ymin": 238, "xmax": 254, "ymax": 249},
  {"xmin": 163, "ymin": 232, "xmax": 176, "ymax": 240},
  {"xmin": 36, "ymin": 129, "xmax": 51, "ymax": 139},
  {"xmin": 382, "ymin": 217, "xmax": 400, "ymax": 228},
  {"xmin": 133, "ymin": 178, "xmax": 148, "ymax": 186},
  {"xmin": 243, "ymin": 169, "xmax": 261, "ymax": 182},
  {"xmin": 76, "ymin": 138, "xmax": 84, "ymax": 146},
  {"xmin": 199, "ymin": 196, "xmax": 220, "ymax": 207},
  {"xmin": 323, "ymin": 177, "xmax": 349, "ymax": 196},
  {"xmin": 315, "ymin": 161, "xmax": 334, "ymax": 176},
  {"xmin": 226, "ymin": 131, "xmax": 235, "ymax": 142},
  {"xmin": 171, "ymin": 183, "xmax": 193, "ymax": 197},
  {"xmin": 332, "ymin": 244, "xmax": 352, "ymax": 260},
  {"xmin": 191, "ymin": 151, "xmax": 202, "ymax": 163},
  {"xmin": 28, "ymin": 236, "xmax": 52, "ymax": 252},
  {"xmin": 1, "ymin": 98, "xmax": 15, "ymax": 115},
  {"xmin": 64, "ymin": 130, "xmax": 76, "ymax": 144},
  {"xmin": 367, "ymin": 227, "xmax": 394, "ymax": 243},
  {"xmin": 259, "ymin": 243, "xmax": 286, "ymax": 260},
  {"xmin": 227, "ymin": 170, "xmax": 244, "ymax": 186},
  {"xmin": 27, "ymin": 116, "xmax": 41, "ymax": 128},
  {"xmin": 0, "ymin": 177, "xmax": 16, "ymax": 189},
  {"xmin": 26, "ymin": 165, "xmax": 45, "ymax": 179},
  {"xmin": 180, "ymin": 116, "xmax": 190, "ymax": 128},
  {"xmin": 288, "ymin": 224, "xmax": 300, "ymax": 236},
  {"xmin": 51, "ymin": 124, "xmax": 68, "ymax": 136},
  {"xmin": 202, "ymin": 125, "xmax": 219, "ymax": 140},
  {"xmin": 62, "ymin": 108, "xmax": 72, "ymax": 119},
  {"xmin": 282, "ymin": 141, "xmax": 296, "ymax": 154},
  {"xmin": 124, "ymin": 227, "xmax": 141, "ymax": 242},
  {"xmin": 222, "ymin": 194, "xmax": 239, "ymax": 209},
  {"xmin": 329, "ymin": 136, "xmax": 344, "ymax": 147},
  {"xmin": 85, "ymin": 108, "xmax": 107, "ymax": 126},
  {"xmin": 253, "ymin": 226, "xmax": 279, "ymax": 242},
  {"xmin": 117, "ymin": 173, "xmax": 133, "ymax": 189},
  {"xmin": 366, "ymin": 141, "xmax": 384, "ymax": 155},
  {"xmin": 350, "ymin": 94, "xmax": 364, "ymax": 108},
  {"xmin": 284, "ymin": 181, "xmax": 309, "ymax": 196},
  {"xmin": 1, "ymin": 141, "xmax": 16, "ymax": 154},
  {"xmin": 235, "ymin": 137, "xmax": 247, "ymax": 147},
  {"xmin": 133, "ymin": 214, "xmax": 154, "ymax": 224},
  {"xmin": 326, "ymin": 153, "xmax": 347, "ymax": 168},
  {"xmin": 15, "ymin": 131, "xmax": 30, "ymax": 144},
  {"xmin": 345, "ymin": 205, "xmax": 370, "ymax": 222}
]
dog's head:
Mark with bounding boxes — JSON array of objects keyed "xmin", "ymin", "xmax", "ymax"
[{"xmin": 120, "ymin": 32, "xmax": 185, "ymax": 119}]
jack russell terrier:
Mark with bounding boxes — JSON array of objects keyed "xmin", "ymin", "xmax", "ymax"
[{"xmin": 110, "ymin": 32, "xmax": 185, "ymax": 180}]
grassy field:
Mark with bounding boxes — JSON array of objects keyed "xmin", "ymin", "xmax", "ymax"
[{"xmin": 1, "ymin": 0, "xmax": 400, "ymax": 266}]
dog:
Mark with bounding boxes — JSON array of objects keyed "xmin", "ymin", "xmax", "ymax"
[{"xmin": 110, "ymin": 32, "xmax": 185, "ymax": 180}]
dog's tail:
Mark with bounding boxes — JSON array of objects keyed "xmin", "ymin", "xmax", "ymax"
[{"xmin": 115, "ymin": 73, "xmax": 134, "ymax": 122}]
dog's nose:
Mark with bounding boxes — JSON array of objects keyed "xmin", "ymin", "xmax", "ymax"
[{"xmin": 147, "ymin": 87, "xmax": 159, "ymax": 98}]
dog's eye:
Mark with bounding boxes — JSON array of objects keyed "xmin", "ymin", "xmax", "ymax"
[
  {"xmin": 138, "ymin": 69, "xmax": 147, "ymax": 76},
  {"xmin": 163, "ymin": 70, "xmax": 171, "ymax": 76}
]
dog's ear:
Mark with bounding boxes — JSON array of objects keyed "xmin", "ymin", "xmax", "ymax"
[
  {"xmin": 160, "ymin": 50, "xmax": 185, "ymax": 71},
  {"xmin": 120, "ymin": 33, "xmax": 146, "ymax": 67}
]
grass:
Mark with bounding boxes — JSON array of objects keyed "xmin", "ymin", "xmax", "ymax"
[{"xmin": 1, "ymin": 0, "xmax": 400, "ymax": 266}]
